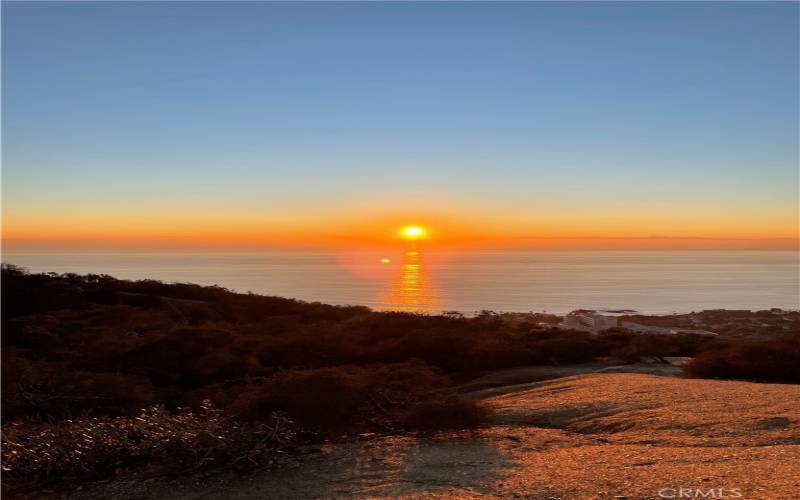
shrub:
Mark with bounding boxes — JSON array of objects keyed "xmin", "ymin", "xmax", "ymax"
[
  {"xmin": 685, "ymin": 336, "xmax": 800, "ymax": 383},
  {"xmin": 528, "ymin": 338, "xmax": 597, "ymax": 365},
  {"xmin": 124, "ymin": 327, "xmax": 262, "ymax": 388},
  {"xmin": 2, "ymin": 351, "xmax": 157, "ymax": 420},
  {"xmin": 229, "ymin": 362, "xmax": 450, "ymax": 433},
  {"xmin": 402, "ymin": 395, "xmax": 494, "ymax": 431},
  {"xmin": 1, "ymin": 402, "xmax": 293, "ymax": 486},
  {"xmin": 610, "ymin": 334, "xmax": 710, "ymax": 364},
  {"xmin": 231, "ymin": 366, "xmax": 369, "ymax": 431}
]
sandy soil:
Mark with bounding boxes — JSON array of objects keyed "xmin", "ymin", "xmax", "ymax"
[{"xmin": 52, "ymin": 373, "xmax": 800, "ymax": 500}]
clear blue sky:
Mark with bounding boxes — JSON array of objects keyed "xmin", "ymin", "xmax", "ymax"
[{"xmin": 3, "ymin": 2, "xmax": 798, "ymax": 244}]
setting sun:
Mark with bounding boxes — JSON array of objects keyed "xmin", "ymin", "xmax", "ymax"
[{"xmin": 400, "ymin": 226, "xmax": 426, "ymax": 239}]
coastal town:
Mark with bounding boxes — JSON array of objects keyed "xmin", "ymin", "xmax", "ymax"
[{"xmin": 503, "ymin": 308, "xmax": 800, "ymax": 339}]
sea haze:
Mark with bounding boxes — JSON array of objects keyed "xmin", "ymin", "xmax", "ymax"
[{"xmin": 4, "ymin": 250, "xmax": 798, "ymax": 315}]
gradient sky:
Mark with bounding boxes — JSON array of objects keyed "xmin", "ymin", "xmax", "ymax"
[{"xmin": 3, "ymin": 1, "xmax": 798, "ymax": 249}]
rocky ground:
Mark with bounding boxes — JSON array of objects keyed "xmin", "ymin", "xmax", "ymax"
[{"xmin": 43, "ymin": 373, "xmax": 800, "ymax": 500}]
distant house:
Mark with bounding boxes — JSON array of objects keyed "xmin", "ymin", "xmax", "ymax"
[{"xmin": 561, "ymin": 312, "xmax": 618, "ymax": 333}]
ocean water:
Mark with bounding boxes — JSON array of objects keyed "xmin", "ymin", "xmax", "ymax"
[{"xmin": 3, "ymin": 250, "xmax": 798, "ymax": 314}]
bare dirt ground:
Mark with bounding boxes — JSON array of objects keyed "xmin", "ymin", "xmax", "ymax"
[{"xmin": 51, "ymin": 373, "xmax": 800, "ymax": 500}]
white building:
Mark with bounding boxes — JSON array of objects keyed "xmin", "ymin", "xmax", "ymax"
[{"xmin": 561, "ymin": 312, "xmax": 618, "ymax": 333}]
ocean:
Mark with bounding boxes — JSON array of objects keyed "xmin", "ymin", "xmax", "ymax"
[{"xmin": 4, "ymin": 249, "xmax": 798, "ymax": 314}]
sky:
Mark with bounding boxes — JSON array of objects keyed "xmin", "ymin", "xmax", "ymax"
[{"xmin": 3, "ymin": 2, "xmax": 798, "ymax": 250}]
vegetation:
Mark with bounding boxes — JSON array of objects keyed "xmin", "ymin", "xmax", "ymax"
[
  {"xmin": 684, "ymin": 335, "xmax": 800, "ymax": 383},
  {"xmin": 1, "ymin": 264, "xmax": 797, "ymax": 489},
  {"xmin": 2, "ymin": 402, "xmax": 292, "ymax": 485},
  {"xmin": 403, "ymin": 395, "xmax": 493, "ymax": 431}
]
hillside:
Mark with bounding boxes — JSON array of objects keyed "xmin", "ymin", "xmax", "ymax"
[
  {"xmin": 2, "ymin": 267, "xmax": 798, "ymax": 497},
  {"xmin": 49, "ymin": 373, "xmax": 800, "ymax": 499}
]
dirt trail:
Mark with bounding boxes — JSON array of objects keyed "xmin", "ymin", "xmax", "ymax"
[{"xmin": 60, "ymin": 373, "xmax": 800, "ymax": 500}]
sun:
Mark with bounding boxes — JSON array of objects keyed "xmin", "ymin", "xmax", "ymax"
[{"xmin": 400, "ymin": 225, "xmax": 427, "ymax": 239}]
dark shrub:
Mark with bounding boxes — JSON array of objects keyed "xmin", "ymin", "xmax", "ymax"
[
  {"xmin": 125, "ymin": 327, "xmax": 262, "ymax": 388},
  {"xmin": 229, "ymin": 362, "xmax": 450, "ymax": 433},
  {"xmin": 395, "ymin": 328, "xmax": 479, "ymax": 371},
  {"xmin": 610, "ymin": 334, "xmax": 710, "ymax": 363},
  {"xmin": 366, "ymin": 359, "xmax": 451, "ymax": 397},
  {"xmin": 231, "ymin": 366, "xmax": 369, "ymax": 431},
  {"xmin": 403, "ymin": 395, "xmax": 494, "ymax": 431},
  {"xmin": 1, "ymin": 266, "xmax": 86, "ymax": 319},
  {"xmin": 685, "ymin": 336, "xmax": 800, "ymax": 383},
  {"xmin": 592, "ymin": 330, "xmax": 637, "ymax": 356},
  {"xmin": 529, "ymin": 338, "xmax": 597, "ymax": 365},
  {"xmin": 2, "ymin": 350, "xmax": 157, "ymax": 420}
]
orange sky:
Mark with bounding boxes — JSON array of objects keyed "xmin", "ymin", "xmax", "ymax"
[{"xmin": 3, "ymin": 206, "xmax": 798, "ymax": 252}]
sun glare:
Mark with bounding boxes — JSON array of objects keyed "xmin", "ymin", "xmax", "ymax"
[{"xmin": 400, "ymin": 226, "xmax": 426, "ymax": 239}]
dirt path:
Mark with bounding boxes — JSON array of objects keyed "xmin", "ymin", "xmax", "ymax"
[{"xmin": 58, "ymin": 373, "xmax": 800, "ymax": 500}]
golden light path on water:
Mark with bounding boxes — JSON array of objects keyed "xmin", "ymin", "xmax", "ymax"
[{"xmin": 382, "ymin": 242, "xmax": 440, "ymax": 313}]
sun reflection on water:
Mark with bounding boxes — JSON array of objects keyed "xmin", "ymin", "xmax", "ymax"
[{"xmin": 382, "ymin": 242, "xmax": 440, "ymax": 313}]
